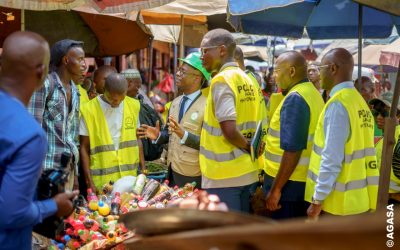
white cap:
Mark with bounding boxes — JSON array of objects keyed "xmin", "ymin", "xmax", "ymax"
[{"xmin": 352, "ymin": 66, "xmax": 378, "ymax": 83}]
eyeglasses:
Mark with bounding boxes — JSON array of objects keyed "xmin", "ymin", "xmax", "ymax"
[
  {"xmin": 176, "ymin": 67, "xmax": 202, "ymax": 77},
  {"xmin": 316, "ymin": 64, "xmax": 333, "ymax": 71},
  {"xmin": 371, "ymin": 109, "xmax": 389, "ymax": 117},
  {"xmin": 200, "ymin": 45, "xmax": 221, "ymax": 56}
]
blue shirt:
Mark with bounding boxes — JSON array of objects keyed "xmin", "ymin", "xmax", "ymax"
[
  {"xmin": 0, "ymin": 91, "xmax": 57, "ymax": 249},
  {"xmin": 313, "ymin": 81, "xmax": 353, "ymax": 201},
  {"xmin": 280, "ymin": 92, "xmax": 310, "ymax": 151}
]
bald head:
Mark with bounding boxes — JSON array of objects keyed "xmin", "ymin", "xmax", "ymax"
[
  {"xmin": 93, "ymin": 65, "xmax": 117, "ymax": 94},
  {"xmin": 0, "ymin": 31, "xmax": 50, "ymax": 104},
  {"xmin": 277, "ymin": 51, "xmax": 307, "ymax": 77},
  {"xmin": 105, "ymin": 73, "xmax": 128, "ymax": 94},
  {"xmin": 1, "ymin": 31, "xmax": 49, "ymax": 80},
  {"xmin": 274, "ymin": 51, "xmax": 307, "ymax": 91},
  {"xmin": 202, "ymin": 29, "xmax": 236, "ymax": 57},
  {"xmin": 320, "ymin": 48, "xmax": 354, "ymax": 90}
]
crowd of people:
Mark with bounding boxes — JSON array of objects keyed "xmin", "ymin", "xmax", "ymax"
[{"xmin": 0, "ymin": 29, "xmax": 399, "ymax": 248}]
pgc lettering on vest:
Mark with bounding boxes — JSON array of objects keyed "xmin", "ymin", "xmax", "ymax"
[
  {"xmin": 358, "ymin": 109, "xmax": 373, "ymax": 129},
  {"xmin": 386, "ymin": 204, "xmax": 395, "ymax": 248}
]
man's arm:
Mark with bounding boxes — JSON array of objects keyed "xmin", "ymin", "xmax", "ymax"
[
  {"xmin": 212, "ymin": 83, "xmax": 250, "ymax": 151},
  {"xmin": 0, "ymin": 134, "xmax": 57, "ymax": 229},
  {"xmin": 220, "ymin": 121, "xmax": 250, "ymax": 151},
  {"xmin": 307, "ymin": 101, "xmax": 350, "ymax": 218},
  {"xmin": 184, "ymin": 133, "xmax": 200, "ymax": 150},
  {"xmin": 266, "ymin": 94, "xmax": 311, "ymax": 211}
]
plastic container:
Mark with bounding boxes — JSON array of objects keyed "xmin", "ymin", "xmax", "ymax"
[
  {"xmin": 132, "ymin": 174, "xmax": 147, "ymax": 195},
  {"xmin": 87, "ymin": 188, "xmax": 99, "ymax": 211},
  {"xmin": 110, "ymin": 192, "xmax": 121, "ymax": 215},
  {"xmin": 98, "ymin": 200, "xmax": 110, "ymax": 216}
]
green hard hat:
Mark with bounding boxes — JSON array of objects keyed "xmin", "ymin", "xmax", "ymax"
[{"xmin": 178, "ymin": 52, "xmax": 211, "ymax": 80}]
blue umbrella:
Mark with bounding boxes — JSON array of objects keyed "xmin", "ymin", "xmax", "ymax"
[
  {"xmin": 228, "ymin": 0, "xmax": 400, "ymax": 39},
  {"xmin": 228, "ymin": 0, "xmax": 400, "ymax": 85}
]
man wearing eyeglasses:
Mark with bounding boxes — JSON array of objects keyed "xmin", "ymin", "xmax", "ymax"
[
  {"xmin": 137, "ymin": 52, "xmax": 210, "ymax": 188},
  {"xmin": 306, "ymin": 48, "xmax": 379, "ymax": 218},
  {"xmin": 263, "ymin": 51, "xmax": 324, "ymax": 219},
  {"xmin": 370, "ymin": 97, "xmax": 400, "ymax": 199},
  {"xmin": 199, "ymin": 29, "xmax": 265, "ymax": 212}
]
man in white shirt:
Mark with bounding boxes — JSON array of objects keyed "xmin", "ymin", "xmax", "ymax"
[{"xmin": 79, "ymin": 73, "xmax": 144, "ymax": 193}]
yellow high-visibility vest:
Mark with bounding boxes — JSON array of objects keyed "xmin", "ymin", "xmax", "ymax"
[
  {"xmin": 305, "ymin": 88, "xmax": 379, "ymax": 215},
  {"xmin": 199, "ymin": 65, "xmax": 264, "ymax": 179},
  {"xmin": 265, "ymin": 82, "xmax": 324, "ymax": 182},
  {"xmin": 80, "ymin": 97, "xmax": 140, "ymax": 190},
  {"xmin": 375, "ymin": 126, "xmax": 400, "ymax": 193},
  {"xmin": 162, "ymin": 101, "xmax": 172, "ymax": 124},
  {"xmin": 267, "ymin": 93, "xmax": 284, "ymax": 126},
  {"xmin": 78, "ymin": 84, "xmax": 89, "ymax": 105}
]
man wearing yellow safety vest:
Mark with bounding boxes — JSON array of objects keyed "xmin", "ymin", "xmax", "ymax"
[
  {"xmin": 199, "ymin": 29, "xmax": 265, "ymax": 212},
  {"xmin": 306, "ymin": 48, "xmax": 379, "ymax": 218},
  {"xmin": 370, "ymin": 97, "xmax": 400, "ymax": 199},
  {"xmin": 137, "ymin": 52, "xmax": 210, "ymax": 187},
  {"xmin": 234, "ymin": 47, "xmax": 268, "ymax": 192},
  {"xmin": 264, "ymin": 51, "xmax": 324, "ymax": 219},
  {"xmin": 79, "ymin": 73, "xmax": 144, "ymax": 193}
]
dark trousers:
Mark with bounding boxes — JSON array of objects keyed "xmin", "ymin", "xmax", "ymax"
[
  {"xmin": 206, "ymin": 183, "xmax": 255, "ymax": 213},
  {"xmin": 168, "ymin": 167, "xmax": 202, "ymax": 189},
  {"xmin": 263, "ymin": 175, "xmax": 308, "ymax": 220}
]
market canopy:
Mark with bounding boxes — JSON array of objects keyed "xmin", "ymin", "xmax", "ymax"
[
  {"xmin": 228, "ymin": 0, "xmax": 400, "ymax": 39},
  {"xmin": 138, "ymin": 0, "xmax": 230, "ymax": 47},
  {"xmin": 380, "ymin": 38, "xmax": 400, "ymax": 68},
  {"xmin": 0, "ymin": 0, "xmax": 174, "ymax": 12},
  {"xmin": 0, "ymin": 6, "xmax": 152, "ymax": 56}
]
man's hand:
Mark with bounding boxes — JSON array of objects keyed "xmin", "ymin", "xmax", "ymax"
[
  {"xmin": 265, "ymin": 189, "xmax": 282, "ymax": 211},
  {"xmin": 53, "ymin": 190, "xmax": 79, "ymax": 217},
  {"xmin": 258, "ymin": 141, "xmax": 266, "ymax": 157},
  {"xmin": 307, "ymin": 203, "xmax": 322, "ymax": 219},
  {"xmin": 168, "ymin": 116, "xmax": 185, "ymax": 139},
  {"xmin": 137, "ymin": 121, "xmax": 160, "ymax": 140}
]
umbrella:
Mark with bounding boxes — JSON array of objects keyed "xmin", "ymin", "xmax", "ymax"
[
  {"xmin": 228, "ymin": 0, "xmax": 400, "ymax": 79},
  {"xmin": 353, "ymin": 0, "xmax": 400, "ymax": 16},
  {"xmin": 137, "ymin": 0, "xmax": 228, "ymax": 93},
  {"xmin": 353, "ymin": 44, "xmax": 398, "ymax": 72},
  {"xmin": 0, "ymin": 6, "xmax": 152, "ymax": 56},
  {"xmin": 0, "ymin": 0, "xmax": 174, "ymax": 12},
  {"xmin": 228, "ymin": 0, "xmax": 400, "ymax": 39},
  {"xmin": 0, "ymin": 0, "xmax": 89, "ymax": 11},
  {"xmin": 380, "ymin": 38, "xmax": 400, "ymax": 68}
]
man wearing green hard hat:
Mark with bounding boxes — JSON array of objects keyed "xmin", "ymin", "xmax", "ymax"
[{"xmin": 137, "ymin": 52, "xmax": 210, "ymax": 187}]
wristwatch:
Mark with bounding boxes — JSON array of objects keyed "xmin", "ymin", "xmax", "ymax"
[{"xmin": 312, "ymin": 197, "xmax": 323, "ymax": 205}]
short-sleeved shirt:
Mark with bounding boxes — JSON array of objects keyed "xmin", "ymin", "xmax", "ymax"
[{"xmin": 280, "ymin": 92, "xmax": 310, "ymax": 151}]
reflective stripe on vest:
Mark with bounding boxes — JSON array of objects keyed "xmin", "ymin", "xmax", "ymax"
[
  {"xmin": 200, "ymin": 146, "xmax": 246, "ymax": 162},
  {"xmin": 313, "ymin": 145, "xmax": 376, "ymax": 164},
  {"xmin": 308, "ymin": 170, "xmax": 379, "ymax": 192},
  {"xmin": 202, "ymin": 121, "xmax": 258, "ymax": 137},
  {"xmin": 268, "ymin": 127, "xmax": 315, "ymax": 142},
  {"xmin": 264, "ymin": 82, "xmax": 324, "ymax": 182},
  {"xmin": 90, "ymin": 140, "xmax": 138, "ymax": 155},
  {"xmin": 91, "ymin": 163, "xmax": 139, "ymax": 176}
]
